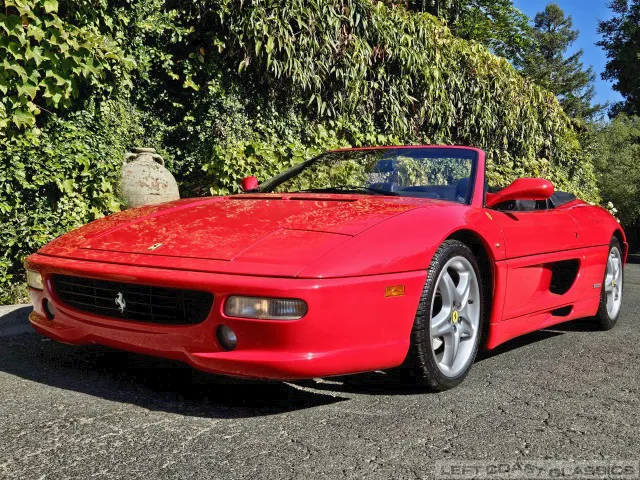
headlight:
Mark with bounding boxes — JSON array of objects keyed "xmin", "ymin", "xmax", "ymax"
[
  {"xmin": 26, "ymin": 269, "xmax": 44, "ymax": 290},
  {"xmin": 225, "ymin": 296, "xmax": 307, "ymax": 320}
]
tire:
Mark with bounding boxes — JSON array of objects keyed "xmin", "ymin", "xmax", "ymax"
[
  {"xmin": 595, "ymin": 237, "xmax": 624, "ymax": 330},
  {"xmin": 408, "ymin": 240, "xmax": 485, "ymax": 391}
]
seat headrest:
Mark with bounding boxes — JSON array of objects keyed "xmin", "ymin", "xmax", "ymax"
[{"xmin": 455, "ymin": 177, "xmax": 470, "ymax": 201}]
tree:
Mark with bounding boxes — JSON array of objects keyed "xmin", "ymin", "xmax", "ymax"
[
  {"xmin": 597, "ymin": 0, "xmax": 640, "ymax": 117},
  {"xmin": 406, "ymin": 0, "xmax": 535, "ymax": 68},
  {"xmin": 522, "ymin": 3, "xmax": 604, "ymax": 120},
  {"xmin": 587, "ymin": 114, "xmax": 640, "ymax": 228}
]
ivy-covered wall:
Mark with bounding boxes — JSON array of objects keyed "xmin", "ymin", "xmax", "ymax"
[{"xmin": 0, "ymin": 0, "xmax": 599, "ymax": 302}]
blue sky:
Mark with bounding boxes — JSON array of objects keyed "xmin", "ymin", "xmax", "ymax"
[{"xmin": 513, "ymin": 0, "xmax": 623, "ymax": 107}]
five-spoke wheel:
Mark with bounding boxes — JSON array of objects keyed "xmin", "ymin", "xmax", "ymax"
[
  {"xmin": 410, "ymin": 240, "xmax": 485, "ymax": 391},
  {"xmin": 595, "ymin": 237, "xmax": 624, "ymax": 330},
  {"xmin": 430, "ymin": 256, "xmax": 480, "ymax": 377},
  {"xmin": 604, "ymin": 245, "xmax": 623, "ymax": 319}
]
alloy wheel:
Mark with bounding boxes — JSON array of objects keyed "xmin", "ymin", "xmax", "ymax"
[
  {"xmin": 605, "ymin": 246, "xmax": 623, "ymax": 318},
  {"xmin": 430, "ymin": 256, "xmax": 481, "ymax": 377}
]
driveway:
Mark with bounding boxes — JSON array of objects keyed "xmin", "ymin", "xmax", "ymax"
[{"xmin": 1, "ymin": 266, "xmax": 639, "ymax": 479}]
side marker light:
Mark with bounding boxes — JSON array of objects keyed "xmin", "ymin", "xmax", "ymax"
[{"xmin": 385, "ymin": 285, "xmax": 405, "ymax": 297}]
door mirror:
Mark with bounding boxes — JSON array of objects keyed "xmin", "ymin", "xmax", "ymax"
[
  {"xmin": 241, "ymin": 176, "xmax": 259, "ymax": 192},
  {"xmin": 486, "ymin": 178, "xmax": 554, "ymax": 208}
]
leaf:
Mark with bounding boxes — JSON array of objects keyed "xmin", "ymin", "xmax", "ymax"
[
  {"xmin": 51, "ymin": 92, "xmax": 62, "ymax": 106},
  {"xmin": 58, "ymin": 178, "xmax": 74, "ymax": 193},
  {"xmin": 183, "ymin": 77, "xmax": 200, "ymax": 91},
  {"xmin": 1, "ymin": 14, "xmax": 22, "ymax": 34},
  {"xmin": 28, "ymin": 46, "xmax": 46, "ymax": 66},
  {"xmin": 27, "ymin": 24, "xmax": 46, "ymax": 42},
  {"xmin": 11, "ymin": 110, "xmax": 35, "ymax": 128},
  {"xmin": 43, "ymin": 0, "xmax": 59, "ymax": 13},
  {"xmin": 17, "ymin": 82, "xmax": 38, "ymax": 99},
  {"xmin": 3, "ymin": 60, "xmax": 28, "ymax": 80}
]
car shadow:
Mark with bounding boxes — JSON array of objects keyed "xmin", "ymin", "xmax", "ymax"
[
  {"xmin": 0, "ymin": 305, "xmax": 34, "ymax": 337},
  {"xmin": 0, "ymin": 307, "xmax": 594, "ymax": 405},
  {"xmin": 295, "ymin": 370, "xmax": 429, "ymax": 396},
  {"xmin": 475, "ymin": 328, "xmax": 565, "ymax": 362},
  {"xmin": 0, "ymin": 307, "xmax": 346, "ymax": 419},
  {"xmin": 626, "ymin": 253, "xmax": 640, "ymax": 264},
  {"xmin": 299, "ymin": 328, "xmax": 568, "ymax": 396},
  {"xmin": 543, "ymin": 318, "xmax": 601, "ymax": 332}
]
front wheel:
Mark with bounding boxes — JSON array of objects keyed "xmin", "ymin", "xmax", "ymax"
[
  {"xmin": 595, "ymin": 238, "xmax": 624, "ymax": 330},
  {"xmin": 409, "ymin": 240, "xmax": 485, "ymax": 391}
]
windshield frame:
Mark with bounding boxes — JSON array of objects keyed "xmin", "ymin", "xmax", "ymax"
[{"xmin": 256, "ymin": 146, "xmax": 479, "ymax": 205}]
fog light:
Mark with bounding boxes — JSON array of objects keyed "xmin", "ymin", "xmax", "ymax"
[
  {"xmin": 217, "ymin": 325, "xmax": 237, "ymax": 351},
  {"xmin": 43, "ymin": 299, "xmax": 55, "ymax": 320},
  {"xmin": 26, "ymin": 269, "xmax": 44, "ymax": 290}
]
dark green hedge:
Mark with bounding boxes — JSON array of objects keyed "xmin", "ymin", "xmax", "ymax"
[{"xmin": 0, "ymin": 0, "xmax": 599, "ymax": 302}]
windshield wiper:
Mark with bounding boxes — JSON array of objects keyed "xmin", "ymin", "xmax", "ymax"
[{"xmin": 296, "ymin": 185, "xmax": 399, "ymax": 196}]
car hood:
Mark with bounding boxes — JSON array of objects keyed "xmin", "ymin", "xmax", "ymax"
[{"xmin": 40, "ymin": 194, "xmax": 422, "ymax": 277}]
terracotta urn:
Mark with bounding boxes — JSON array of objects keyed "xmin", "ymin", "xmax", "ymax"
[{"xmin": 121, "ymin": 147, "xmax": 180, "ymax": 208}]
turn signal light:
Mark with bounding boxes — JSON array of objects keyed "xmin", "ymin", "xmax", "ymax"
[
  {"xmin": 385, "ymin": 285, "xmax": 405, "ymax": 297},
  {"xmin": 26, "ymin": 269, "xmax": 44, "ymax": 290},
  {"xmin": 225, "ymin": 296, "xmax": 307, "ymax": 320}
]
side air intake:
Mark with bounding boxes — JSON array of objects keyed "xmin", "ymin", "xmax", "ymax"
[{"xmin": 549, "ymin": 259, "xmax": 580, "ymax": 295}]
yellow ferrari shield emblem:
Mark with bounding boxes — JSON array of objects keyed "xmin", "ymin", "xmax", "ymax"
[{"xmin": 452, "ymin": 310, "xmax": 459, "ymax": 324}]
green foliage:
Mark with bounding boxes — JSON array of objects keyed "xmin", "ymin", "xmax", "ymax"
[
  {"xmin": 0, "ymin": 99, "xmax": 144, "ymax": 303},
  {"xmin": 598, "ymin": 0, "xmax": 640, "ymax": 117},
  {"xmin": 405, "ymin": 0, "xmax": 535, "ymax": 67},
  {"xmin": 0, "ymin": 0, "xmax": 601, "ymax": 302},
  {"xmin": 212, "ymin": 0, "xmax": 598, "ymax": 198},
  {"xmin": 521, "ymin": 3, "xmax": 604, "ymax": 121},
  {"xmin": 586, "ymin": 114, "xmax": 640, "ymax": 226},
  {"xmin": 205, "ymin": 124, "xmax": 349, "ymax": 196},
  {"xmin": 0, "ymin": 0, "xmax": 130, "ymax": 133}
]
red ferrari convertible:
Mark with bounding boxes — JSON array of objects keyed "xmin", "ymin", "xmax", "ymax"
[{"xmin": 25, "ymin": 146, "xmax": 626, "ymax": 390}]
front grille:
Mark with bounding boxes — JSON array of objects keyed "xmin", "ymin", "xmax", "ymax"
[{"xmin": 51, "ymin": 274, "xmax": 213, "ymax": 325}]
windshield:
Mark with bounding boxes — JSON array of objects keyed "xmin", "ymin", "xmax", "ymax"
[{"xmin": 259, "ymin": 147, "xmax": 477, "ymax": 204}]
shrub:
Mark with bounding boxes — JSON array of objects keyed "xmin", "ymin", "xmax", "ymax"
[
  {"xmin": 0, "ymin": 0, "xmax": 129, "ymax": 133},
  {"xmin": 586, "ymin": 114, "xmax": 640, "ymax": 226},
  {"xmin": 206, "ymin": 0, "xmax": 598, "ymax": 197},
  {"xmin": 0, "ymin": 100, "xmax": 143, "ymax": 303},
  {"xmin": 0, "ymin": 0, "xmax": 601, "ymax": 302}
]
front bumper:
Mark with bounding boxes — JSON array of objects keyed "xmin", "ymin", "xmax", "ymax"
[{"xmin": 26, "ymin": 253, "xmax": 426, "ymax": 380}]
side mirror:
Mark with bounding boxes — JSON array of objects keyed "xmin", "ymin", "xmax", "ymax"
[
  {"xmin": 241, "ymin": 176, "xmax": 259, "ymax": 192},
  {"xmin": 486, "ymin": 178, "xmax": 554, "ymax": 208}
]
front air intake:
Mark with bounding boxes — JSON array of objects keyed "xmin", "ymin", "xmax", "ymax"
[{"xmin": 51, "ymin": 275, "xmax": 213, "ymax": 325}]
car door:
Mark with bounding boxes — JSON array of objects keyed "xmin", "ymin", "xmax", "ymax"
[
  {"xmin": 490, "ymin": 200, "xmax": 582, "ymax": 258},
  {"xmin": 488, "ymin": 199, "xmax": 585, "ymax": 320}
]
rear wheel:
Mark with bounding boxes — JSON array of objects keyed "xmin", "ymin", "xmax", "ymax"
[
  {"xmin": 409, "ymin": 240, "xmax": 484, "ymax": 391},
  {"xmin": 595, "ymin": 238, "xmax": 623, "ymax": 330}
]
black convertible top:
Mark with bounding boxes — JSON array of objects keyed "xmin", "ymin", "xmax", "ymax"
[
  {"xmin": 488, "ymin": 185, "xmax": 577, "ymax": 211},
  {"xmin": 550, "ymin": 191, "xmax": 577, "ymax": 207}
]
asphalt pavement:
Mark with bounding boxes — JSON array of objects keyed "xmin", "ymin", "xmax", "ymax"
[{"xmin": 1, "ymin": 266, "xmax": 639, "ymax": 479}]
